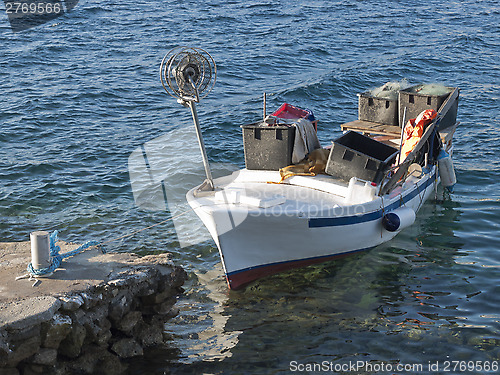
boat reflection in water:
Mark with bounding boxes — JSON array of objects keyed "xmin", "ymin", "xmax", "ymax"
[{"xmin": 159, "ymin": 198, "xmax": 473, "ymax": 374}]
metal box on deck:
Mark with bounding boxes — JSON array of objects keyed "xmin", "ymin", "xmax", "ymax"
[
  {"xmin": 241, "ymin": 123, "xmax": 295, "ymax": 170},
  {"xmin": 325, "ymin": 131, "xmax": 398, "ymax": 183},
  {"xmin": 357, "ymin": 92, "xmax": 399, "ymax": 126},
  {"xmin": 399, "ymin": 85, "xmax": 458, "ymax": 129}
]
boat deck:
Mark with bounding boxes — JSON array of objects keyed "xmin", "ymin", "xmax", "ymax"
[{"xmin": 193, "ymin": 169, "xmax": 388, "ymax": 218}]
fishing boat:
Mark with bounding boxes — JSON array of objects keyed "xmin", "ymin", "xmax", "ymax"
[{"xmin": 160, "ymin": 47, "xmax": 459, "ymax": 290}]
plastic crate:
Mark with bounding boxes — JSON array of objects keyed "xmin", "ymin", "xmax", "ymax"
[
  {"xmin": 241, "ymin": 123, "xmax": 295, "ymax": 170},
  {"xmin": 325, "ymin": 131, "xmax": 398, "ymax": 183},
  {"xmin": 272, "ymin": 103, "xmax": 318, "ymax": 131},
  {"xmin": 357, "ymin": 92, "xmax": 399, "ymax": 126},
  {"xmin": 399, "ymin": 85, "xmax": 458, "ymax": 129}
]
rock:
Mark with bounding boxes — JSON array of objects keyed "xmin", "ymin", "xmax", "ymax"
[
  {"xmin": 165, "ymin": 306, "xmax": 180, "ymax": 320},
  {"xmin": 52, "ymin": 364, "xmax": 70, "ymax": 375},
  {"xmin": 133, "ymin": 321, "xmax": 164, "ymax": 347},
  {"xmin": 0, "ymin": 368, "xmax": 19, "ymax": 375},
  {"xmin": 65, "ymin": 345, "xmax": 102, "ymax": 375},
  {"xmin": 67, "ymin": 345, "xmax": 126, "ymax": 375},
  {"xmin": 83, "ymin": 318, "xmax": 112, "ymax": 347},
  {"xmin": 0, "ymin": 297, "xmax": 61, "ymax": 331},
  {"xmin": 167, "ymin": 266, "xmax": 188, "ymax": 289},
  {"xmin": 128, "ymin": 270, "xmax": 154, "ymax": 296},
  {"xmin": 76, "ymin": 304, "xmax": 111, "ymax": 345},
  {"xmin": 58, "ymin": 295, "xmax": 84, "ymax": 312},
  {"xmin": 108, "ymin": 293, "xmax": 132, "ymax": 323},
  {"xmin": 96, "ymin": 328, "xmax": 112, "ymax": 347},
  {"xmin": 141, "ymin": 288, "xmax": 173, "ymax": 305},
  {"xmin": 66, "ymin": 354, "xmax": 97, "ymax": 375},
  {"xmin": 149, "ymin": 314, "xmax": 168, "ymax": 328},
  {"xmin": 111, "ymin": 338, "xmax": 143, "ymax": 358},
  {"xmin": 58, "ymin": 324, "xmax": 86, "ymax": 358},
  {"xmin": 30, "ymin": 348, "xmax": 58, "ymax": 365},
  {"xmin": 19, "ymin": 364, "xmax": 44, "ymax": 375},
  {"xmin": 6, "ymin": 335, "xmax": 41, "ymax": 367},
  {"xmin": 154, "ymin": 297, "xmax": 177, "ymax": 315},
  {"xmin": 6, "ymin": 325, "xmax": 40, "ymax": 344},
  {"xmin": 107, "ymin": 278, "xmax": 127, "ymax": 287},
  {"xmin": 80, "ymin": 292, "xmax": 103, "ymax": 310},
  {"xmin": 97, "ymin": 352, "xmax": 127, "ymax": 375},
  {"xmin": 115, "ymin": 311, "xmax": 143, "ymax": 335},
  {"xmin": 0, "ymin": 346, "xmax": 9, "ymax": 367},
  {"xmin": 42, "ymin": 313, "xmax": 72, "ymax": 349}
]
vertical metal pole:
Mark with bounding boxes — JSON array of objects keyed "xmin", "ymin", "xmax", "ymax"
[
  {"xmin": 188, "ymin": 101, "xmax": 214, "ymax": 190},
  {"xmin": 263, "ymin": 92, "xmax": 267, "ymax": 121},
  {"xmin": 397, "ymin": 107, "xmax": 407, "ymax": 165}
]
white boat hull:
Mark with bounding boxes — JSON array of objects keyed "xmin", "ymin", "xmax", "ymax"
[{"xmin": 187, "ymin": 167, "xmax": 437, "ymax": 289}]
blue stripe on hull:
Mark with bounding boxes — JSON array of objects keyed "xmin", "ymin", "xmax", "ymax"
[{"xmin": 308, "ymin": 170, "xmax": 436, "ymax": 228}]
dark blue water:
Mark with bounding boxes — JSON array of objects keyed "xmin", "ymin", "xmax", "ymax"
[{"xmin": 1, "ymin": 0, "xmax": 499, "ymax": 374}]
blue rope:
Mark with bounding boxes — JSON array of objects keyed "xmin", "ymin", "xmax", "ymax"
[{"xmin": 27, "ymin": 231, "xmax": 100, "ymax": 277}]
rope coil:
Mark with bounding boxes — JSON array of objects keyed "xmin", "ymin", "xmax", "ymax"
[
  {"xmin": 27, "ymin": 230, "xmax": 99, "ymax": 277},
  {"xmin": 23, "ymin": 208, "xmax": 194, "ymax": 278}
]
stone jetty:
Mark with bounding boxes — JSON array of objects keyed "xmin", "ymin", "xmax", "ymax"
[{"xmin": 0, "ymin": 241, "xmax": 187, "ymax": 375}]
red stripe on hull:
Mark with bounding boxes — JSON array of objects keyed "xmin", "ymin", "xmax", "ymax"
[{"xmin": 226, "ymin": 249, "xmax": 368, "ymax": 290}]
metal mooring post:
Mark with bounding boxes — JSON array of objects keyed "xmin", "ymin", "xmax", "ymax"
[{"xmin": 30, "ymin": 231, "xmax": 51, "ymax": 271}]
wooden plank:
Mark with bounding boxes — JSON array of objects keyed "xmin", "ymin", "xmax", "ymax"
[
  {"xmin": 372, "ymin": 135, "xmax": 401, "ymax": 148},
  {"xmin": 340, "ymin": 120, "xmax": 401, "ymax": 137}
]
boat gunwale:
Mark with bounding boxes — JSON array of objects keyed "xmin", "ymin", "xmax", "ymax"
[{"xmin": 186, "ymin": 165, "xmax": 437, "ymax": 222}]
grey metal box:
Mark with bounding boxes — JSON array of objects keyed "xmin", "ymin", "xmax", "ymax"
[
  {"xmin": 326, "ymin": 131, "xmax": 398, "ymax": 183},
  {"xmin": 241, "ymin": 124, "xmax": 295, "ymax": 170},
  {"xmin": 358, "ymin": 92, "xmax": 399, "ymax": 126},
  {"xmin": 399, "ymin": 85, "xmax": 458, "ymax": 129}
]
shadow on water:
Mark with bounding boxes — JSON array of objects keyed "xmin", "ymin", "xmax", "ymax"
[{"xmin": 128, "ymin": 196, "xmax": 498, "ymax": 374}]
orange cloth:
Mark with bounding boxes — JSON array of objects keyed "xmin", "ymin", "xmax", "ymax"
[{"xmin": 400, "ymin": 109, "xmax": 437, "ymax": 162}]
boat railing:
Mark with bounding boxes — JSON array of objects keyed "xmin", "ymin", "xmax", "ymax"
[{"xmin": 379, "ymin": 87, "xmax": 460, "ymax": 196}]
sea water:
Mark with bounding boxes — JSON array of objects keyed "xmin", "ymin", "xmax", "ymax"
[{"xmin": 1, "ymin": 0, "xmax": 499, "ymax": 374}]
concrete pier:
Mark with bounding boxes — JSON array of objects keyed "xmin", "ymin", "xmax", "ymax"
[{"xmin": 0, "ymin": 240, "xmax": 187, "ymax": 375}]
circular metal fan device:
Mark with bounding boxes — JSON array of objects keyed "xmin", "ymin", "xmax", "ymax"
[
  {"xmin": 160, "ymin": 46, "xmax": 217, "ymax": 102},
  {"xmin": 159, "ymin": 46, "xmax": 217, "ymax": 191}
]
